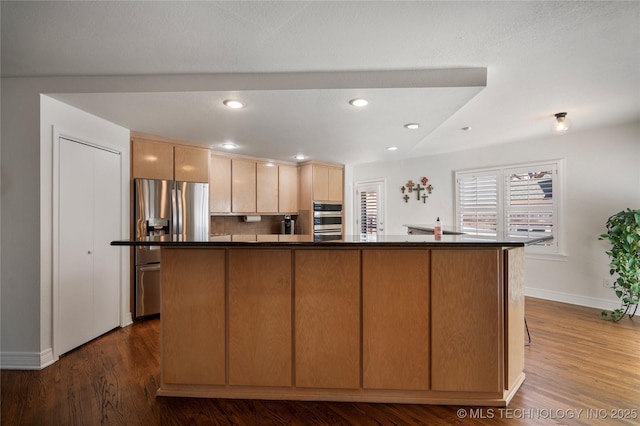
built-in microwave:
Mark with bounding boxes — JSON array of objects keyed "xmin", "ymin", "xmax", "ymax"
[{"xmin": 313, "ymin": 202, "xmax": 343, "ymax": 241}]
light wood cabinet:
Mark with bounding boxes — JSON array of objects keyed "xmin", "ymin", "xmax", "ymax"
[
  {"xmin": 256, "ymin": 163, "xmax": 279, "ymax": 213},
  {"xmin": 131, "ymin": 135, "xmax": 209, "ymax": 182},
  {"xmin": 295, "ymin": 250, "xmax": 360, "ymax": 389},
  {"xmin": 174, "ymin": 145, "xmax": 209, "ymax": 182},
  {"xmin": 278, "ymin": 165, "xmax": 298, "ymax": 213},
  {"xmin": 209, "ymin": 155, "xmax": 232, "ymax": 213},
  {"xmin": 131, "ymin": 138, "xmax": 174, "ymax": 180},
  {"xmin": 231, "ymin": 159, "xmax": 257, "ymax": 213},
  {"xmin": 362, "ymin": 250, "xmax": 430, "ymax": 390},
  {"xmin": 310, "ymin": 164, "xmax": 343, "ymax": 202},
  {"xmin": 228, "ymin": 249, "xmax": 292, "ymax": 386}
]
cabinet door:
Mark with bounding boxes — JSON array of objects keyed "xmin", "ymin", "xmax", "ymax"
[
  {"xmin": 278, "ymin": 165, "xmax": 298, "ymax": 213},
  {"xmin": 256, "ymin": 162, "xmax": 278, "ymax": 213},
  {"xmin": 431, "ymin": 249, "xmax": 502, "ymax": 392},
  {"xmin": 229, "ymin": 249, "xmax": 292, "ymax": 386},
  {"xmin": 209, "ymin": 155, "xmax": 231, "ymax": 213},
  {"xmin": 295, "ymin": 250, "xmax": 360, "ymax": 389},
  {"xmin": 312, "ymin": 165, "xmax": 329, "ymax": 201},
  {"xmin": 174, "ymin": 145, "xmax": 209, "ymax": 182},
  {"xmin": 362, "ymin": 250, "xmax": 429, "ymax": 390},
  {"xmin": 328, "ymin": 167, "xmax": 343, "ymax": 202},
  {"xmin": 232, "ymin": 159, "xmax": 256, "ymax": 213},
  {"xmin": 131, "ymin": 138, "xmax": 174, "ymax": 180}
]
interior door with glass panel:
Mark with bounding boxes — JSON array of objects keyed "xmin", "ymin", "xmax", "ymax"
[{"xmin": 355, "ymin": 180, "xmax": 385, "ymax": 238}]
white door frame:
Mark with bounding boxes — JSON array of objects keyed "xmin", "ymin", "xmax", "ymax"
[
  {"xmin": 354, "ymin": 178, "xmax": 386, "ymax": 235},
  {"xmin": 52, "ymin": 128, "xmax": 124, "ymax": 360}
]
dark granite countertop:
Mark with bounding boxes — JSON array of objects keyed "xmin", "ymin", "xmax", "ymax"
[{"xmin": 111, "ymin": 233, "xmax": 553, "ymax": 248}]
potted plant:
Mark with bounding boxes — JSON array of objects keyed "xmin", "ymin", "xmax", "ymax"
[{"xmin": 598, "ymin": 208, "xmax": 640, "ymax": 321}]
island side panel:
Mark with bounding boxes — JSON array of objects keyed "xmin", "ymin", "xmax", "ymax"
[
  {"xmin": 295, "ymin": 249, "xmax": 361, "ymax": 389},
  {"xmin": 431, "ymin": 249, "xmax": 503, "ymax": 393},
  {"xmin": 505, "ymin": 247, "xmax": 525, "ymax": 390},
  {"xmin": 228, "ymin": 249, "xmax": 292, "ymax": 387},
  {"xmin": 362, "ymin": 249, "xmax": 430, "ymax": 390},
  {"xmin": 161, "ymin": 248, "xmax": 226, "ymax": 385}
]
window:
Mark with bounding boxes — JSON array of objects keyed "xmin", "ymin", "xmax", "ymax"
[
  {"xmin": 360, "ymin": 190, "xmax": 378, "ymax": 235},
  {"xmin": 456, "ymin": 160, "xmax": 562, "ymax": 254}
]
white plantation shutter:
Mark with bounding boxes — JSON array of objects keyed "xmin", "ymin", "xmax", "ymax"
[
  {"xmin": 505, "ymin": 164, "xmax": 556, "ymax": 245},
  {"xmin": 456, "ymin": 170, "xmax": 500, "ymax": 235},
  {"xmin": 360, "ymin": 191, "xmax": 378, "ymax": 234},
  {"xmin": 456, "ymin": 161, "xmax": 561, "ymax": 254}
]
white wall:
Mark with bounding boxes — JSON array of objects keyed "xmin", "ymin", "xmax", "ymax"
[
  {"xmin": 351, "ymin": 122, "xmax": 640, "ymax": 310},
  {"xmin": 0, "ymin": 78, "xmax": 131, "ymax": 369},
  {"xmin": 40, "ymin": 96, "xmax": 131, "ymax": 366}
]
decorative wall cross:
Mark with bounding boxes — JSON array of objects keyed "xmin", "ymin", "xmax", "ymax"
[
  {"xmin": 400, "ymin": 176, "xmax": 435, "ymax": 203},
  {"xmin": 405, "ymin": 180, "xmax": 415, "ymax": 193},
  {"xmin": 403, "ymin": 194, "xmax": 410, "ymax": 203}
]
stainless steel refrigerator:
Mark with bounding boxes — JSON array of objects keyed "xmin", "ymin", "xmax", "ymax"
[{"xmin": 134, "ymin": 178, "xmax": 209, "ymax": 318}]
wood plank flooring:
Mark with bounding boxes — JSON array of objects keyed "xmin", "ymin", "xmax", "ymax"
[{"xmin": 2, "ymin": 297, "xmax": 639, "ymax": 425}]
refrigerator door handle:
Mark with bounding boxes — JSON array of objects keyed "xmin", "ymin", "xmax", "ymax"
[
  {"xmin": 171, "ymin": 187, "xmax": 177, "ymax": 238},
  {"xmin": 177, "ymin": 187, "xmax": 184, "ymax": 238}
]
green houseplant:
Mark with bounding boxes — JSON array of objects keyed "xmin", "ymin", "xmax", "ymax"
[{"xmin": 598, "ymin": 208, "xmax": 640, "ymax": 321}]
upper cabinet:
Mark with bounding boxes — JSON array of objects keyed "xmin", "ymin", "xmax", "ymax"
[
  {"xmin": 209, "ymin": 155, "xmax": 232, "ymax": 213},
  {"xmin": 131, "ymin": 133, "xmax": 209, "ymax": 183},
  {"xmin": 303, "ymin": 163, "xmax": 344, "ymax": 203},
  {"xmin": 278, "ymin": 165, "xmax": 298, "ymax": 214},
  {"xmin": 232, "ymin": 159, "xmax": 257, "ymax": 213},
  {"xmin": 256, "ymin": 162, "xmax": 279, "ymax": 213}
]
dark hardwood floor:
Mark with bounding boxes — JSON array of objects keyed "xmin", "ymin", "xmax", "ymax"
[{"xmin": 2, "ymin": 297, "xmax": 639, "ymax": 425}]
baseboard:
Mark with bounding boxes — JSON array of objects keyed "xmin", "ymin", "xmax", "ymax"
[
  {"xmin": 1, "ymin": 348, "xmax": 56, "ymax": 370},
  {"xmin": 524, "ymin": 287, "xmax": 621, "ymax": 312},
  {"xmin": 121, "ymin": 311, "xmax": 133, "ymax": 327}
]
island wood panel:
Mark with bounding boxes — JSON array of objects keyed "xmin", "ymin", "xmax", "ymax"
[
  {"xmin": 232, "ymin": 159, "xmax": 256, "ymax": 213},
  {"xmin": 228, "ymin": 249, "xmax": 292, "ymax": 387},
  {"xmin": 505, "ymin": 247, "xmax": 525, "ymax": 390},
  {"xmin": 174, "ymin": 144, "xmax": 209, "ymax": 183},
  {"xmin": 295, "ymin": 249, "xmax": 360, "ymax": 389},
  {"xmin": 362, "ymin": 249, "xmax": 430, "ymax": 390},
  {"xmin": 256, "ymin": 162, "xmax": 279, "ymax": 213},
  {"xmin": 431, "ymin": 249, "xmax": 503, "ymax": 393},
  {"xmin": 131, "ymin": 138, "xmax": 174, "ymax": 180},
  {"xmin": 161, "ymin": 248, "xmax": 226, "ymax": 385},
  {"xmin": 209, "ymin": 155, "xmax": 232, "ymax": 213}
]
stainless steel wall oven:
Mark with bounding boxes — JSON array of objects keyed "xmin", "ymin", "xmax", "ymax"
[{"xmin": 313, "ymin": 202, "xmax": 343, "ymax": 241}]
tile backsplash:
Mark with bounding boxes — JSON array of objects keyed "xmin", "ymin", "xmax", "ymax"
[{"xmin": 210, "ymin": 215, "xmax": 297, "ymax": 235}]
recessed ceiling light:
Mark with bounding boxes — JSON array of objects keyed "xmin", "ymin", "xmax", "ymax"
[
  {"xmin": 461, "ymin": 126, "xmax": 472, "ymax": 131},
  {"xmin": 404, "ymin": 123, "xmax": 420, "ymax": 130},
  {"xmin": 221, "ymin": 142, "xmax": 237, "ymax": 150},
  {"xmin": 349, "ymin": 98, "xmax": 369, "ymax": 107},
  {"xmin": 294, "ymin": 154, "xmax": 306, "ymax": 160},
  {"xmin": 387, "ymin": 146, "xmax": 398, "ymax": 151},
  {"xmin": 223, "ymin": 100, "xmax": 246, "ymax": 109}
]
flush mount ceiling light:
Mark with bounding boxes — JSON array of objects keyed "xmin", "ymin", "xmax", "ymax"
[
  {"xmin": 551, "ymin": 112, "xmax": 572, "ymax": 135},
  {"xmin": 221, "ymin": 142, "xmax": 237, "ymax": 150},
  {"xmin": 223, "ymin": 100, "xmax": 246, "ymax": 109},
  {"xmin": 349, "ymin": 98, "xmax": 369, "ymax": 107},
  {"xmin": 404, "ymin": 123, "xmax": 420, "ymax": 130}
]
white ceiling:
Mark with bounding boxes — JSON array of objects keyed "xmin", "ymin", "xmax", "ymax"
[{"xmin": 2, "ymin": 1, "xmax": 639, "ymax": 165}]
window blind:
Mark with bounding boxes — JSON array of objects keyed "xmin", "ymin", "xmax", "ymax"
[{"xmin": 456, "ymin": 171, "xmax": 499, "ymax": 235}]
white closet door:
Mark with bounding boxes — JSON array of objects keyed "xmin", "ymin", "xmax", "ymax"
[
  {"xmin": 92, "ymin": 147, "xmax": 121, "ymax": 336},
  {"xmin": 59, "ymin": 139, "xmax": 95, "ymax": 354},
  {"xmin": 58, "ymin": 137, "xmax": 121, "ymax": 355}
]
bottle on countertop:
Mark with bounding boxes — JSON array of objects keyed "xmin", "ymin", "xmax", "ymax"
[{"xmin": 434, "ymin": 217, "xmax": 442, "ymax": 240}]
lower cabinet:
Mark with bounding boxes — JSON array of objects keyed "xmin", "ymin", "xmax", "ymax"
[
  {"xmin": 295, "ymin": 250, "xmax": 361, "ymax": 389},
  {"xmin": 362, "ymin": 250, "xmax": 430, "ymax": 390},
  {"xmin": 228, "ymin": 249, "xmax": 292, "ymax": 386}
]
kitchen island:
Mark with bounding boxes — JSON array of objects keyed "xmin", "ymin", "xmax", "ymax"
[{"xmin": 112, "ymin": 233, "xmax": 551, "ymax": 406}]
